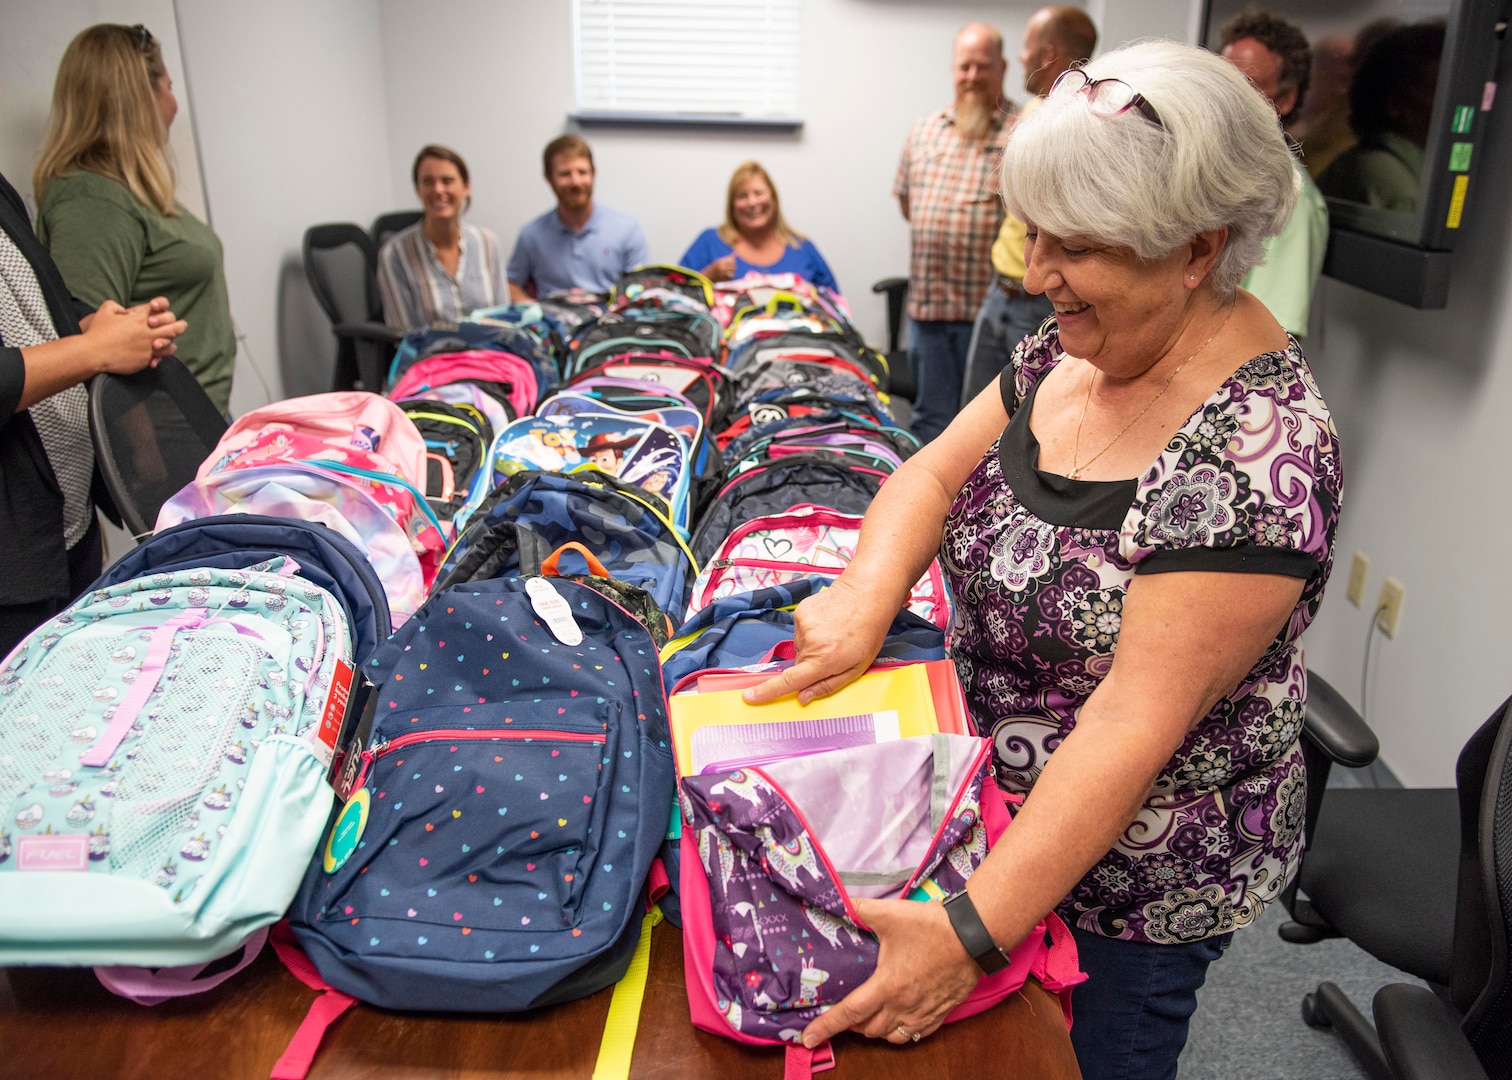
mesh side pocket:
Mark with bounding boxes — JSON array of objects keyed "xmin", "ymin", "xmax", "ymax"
[{"xmin": 108, "ymin": 633, "xmax": 268, "ymax": 885}]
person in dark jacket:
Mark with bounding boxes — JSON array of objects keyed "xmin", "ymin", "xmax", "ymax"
[{"xmin": 0, "ymin": 169, "xmax": 185, "ymax": 655}]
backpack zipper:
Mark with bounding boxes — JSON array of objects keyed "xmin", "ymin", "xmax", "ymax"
[
  {"xmin": 299, "ymin": 459, "xmax": 446, "ymax": 537},
  {"xmin": 355, "ymin": 727, "xmax": 606, "ymax": 790}
]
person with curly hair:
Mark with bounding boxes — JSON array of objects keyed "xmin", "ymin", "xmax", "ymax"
[{"xmin": 1220, "ymin": 9, "xmax": 1328, "ymax": 338}]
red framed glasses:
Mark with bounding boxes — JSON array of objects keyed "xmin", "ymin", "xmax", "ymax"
[{"xmin": 1051, "ymin": 68, "xmax": 1165, "ymax": 130}]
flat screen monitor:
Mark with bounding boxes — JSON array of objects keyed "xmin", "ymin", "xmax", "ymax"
[{"xmin": 1200, "ymin": 0, "xmax": 1508, "ymax": 306}]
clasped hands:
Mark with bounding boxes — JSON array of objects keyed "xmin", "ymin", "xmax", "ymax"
[{"xmin": 77, "ymin": 296, "xmax": 187, "ymax": 374}]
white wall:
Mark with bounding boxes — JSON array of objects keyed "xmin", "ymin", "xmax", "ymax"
[
  {"xmin": 174, "ymin": 0, "xmax": 397, "ymax": 414},
  {"xmin": 0, "ymin": 0, "xmax": 207, "ymax": 219},
  {"xmin": 375, "ymin": 0, "xmax": 1066, "ymax": 348},
  {"xmin": 1298, "ymin": 42, "xmax": 1512, "ymax": 785}
]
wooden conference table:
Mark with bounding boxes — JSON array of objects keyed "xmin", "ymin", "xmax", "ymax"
[{"xmin": 0, "ymin": 924, "xmax": 1081, "ymax": 1080}]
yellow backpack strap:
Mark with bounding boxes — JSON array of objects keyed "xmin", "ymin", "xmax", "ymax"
[{"xmin": 591, "ymin": 906, "xmax": 664, "ymax": 1080}]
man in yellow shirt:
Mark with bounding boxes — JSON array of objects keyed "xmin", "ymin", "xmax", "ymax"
[{"xmin": 960, "ymin": 6, "xmax": 1097, "ymax": 408}]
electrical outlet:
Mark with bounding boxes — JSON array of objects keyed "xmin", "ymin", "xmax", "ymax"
[
  {"xmin": 1376, "ymin": 577, "xmax": 1405, "ymax": 639},
  {"xmin": 1347, "ymin": 551, "xmax": 1370, "ymax": 608}
]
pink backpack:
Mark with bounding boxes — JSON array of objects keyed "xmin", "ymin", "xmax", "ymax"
[
  {"xmin": 202, "ymin": 392, "xmax": 427, "ymax": 489},
  {"xmin": 157, "ymin": 464, "xmax": 426, "ymax": 625},
  {"xmin": 686, "ymin": 504, "xmax": 951, "ymax": 629},
  {"xmin": 679, "ymin": 734, "xmax": 1085, "ymax": 1077},
  {"xmin": 198, "ymin": 428, "xmax": 449, "ymax": 588},
  {"xmin": 388, "ymin": 350, "xmax": 539, "ymax": 418}
]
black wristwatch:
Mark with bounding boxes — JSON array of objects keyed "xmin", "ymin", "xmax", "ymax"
[{"xmin": 943, "ymin": 890, "xmax": 1011, "ymax": 974}]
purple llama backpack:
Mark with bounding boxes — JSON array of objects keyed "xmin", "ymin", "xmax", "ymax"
[{"xmin": 678, "ymin": 734, "xmax": 1085, "ymax": 1077}]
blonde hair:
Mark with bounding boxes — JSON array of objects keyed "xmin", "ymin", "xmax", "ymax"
[
  {"xmin": 34, "ymin": 24, "xmax": 176, "ymax": 216},
  {"xmin": 716, "ymin": 161, "xmax": 804, "ymax": 249}
]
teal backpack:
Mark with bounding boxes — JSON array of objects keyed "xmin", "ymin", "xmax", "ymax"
[{"xmin": 0, "ymin": 558, "xmax": 353, "ymax": 972}]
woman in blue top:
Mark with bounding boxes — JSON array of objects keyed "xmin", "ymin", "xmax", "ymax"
[{"xmin": 680, "ymin": 161, "xmax": 838, "ymax": 291}]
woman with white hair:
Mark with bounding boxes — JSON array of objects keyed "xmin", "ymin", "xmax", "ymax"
[{"xmin": 746, "ymin": 40, "xmax": 1342, "ymax": 1079}]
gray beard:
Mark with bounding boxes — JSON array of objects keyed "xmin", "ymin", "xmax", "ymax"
[{"xmin": 957, "ymin": 92, "xmax": 996, "ymax": 140}]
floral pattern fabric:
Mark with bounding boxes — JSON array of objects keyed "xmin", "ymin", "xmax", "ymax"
[{"xmin": 941, "ymin": 323, "xmax": 1342, "ymax": 944}]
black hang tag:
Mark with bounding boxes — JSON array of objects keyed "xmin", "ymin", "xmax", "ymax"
[{"xmin": 327, "ymin": 676, "xmax": 378, "ymax": 800}]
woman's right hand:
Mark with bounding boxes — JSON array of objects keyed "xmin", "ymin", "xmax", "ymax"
[
  {"xmin": 84, "ymin": 298, "xmax": 187, "ymax": 374},
  {"xmin": 702, "ymin": 254, "xmax": 736, "ymax": 283},
  {"xmin": 742, "ymin": 575, "xmax": 896, "ymax": 706}
]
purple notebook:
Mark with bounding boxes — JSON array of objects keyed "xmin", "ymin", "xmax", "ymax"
[{"xmin": 690, "ymin": 711, "xmax": 900, "ymax": 775}]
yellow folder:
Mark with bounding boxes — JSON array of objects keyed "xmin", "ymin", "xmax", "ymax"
[{"xmin": 668, "ymin": 662, "xmax": 940, "ymax": 777}]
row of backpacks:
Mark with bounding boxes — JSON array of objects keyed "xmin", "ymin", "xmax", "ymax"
[{"xmin": 0, "ymin": 263, "xmax": 1081, "ymax": 1079}]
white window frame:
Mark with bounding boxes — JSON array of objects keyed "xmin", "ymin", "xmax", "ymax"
[{"xmin": 571, "ymin": 0, "xmax": 802, "ymax": 128}]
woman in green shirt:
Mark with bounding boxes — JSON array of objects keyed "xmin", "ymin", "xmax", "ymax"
[{"xmin": 33, "ymin": 23, "xmax": 236, "ymax": 414}]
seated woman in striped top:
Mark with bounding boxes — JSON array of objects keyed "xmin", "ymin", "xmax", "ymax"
[{"xmin": 377, "ymin": 145, "xmax": 507, "ymax": 333}]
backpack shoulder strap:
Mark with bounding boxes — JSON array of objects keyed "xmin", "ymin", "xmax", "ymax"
[
  {"xmin": 268, "ymin": 921, "xmax": 358, "ymax": 1080},
  {"xmin": 590, "ymin": 908, "xmax": 661, "ymax": 1080}
]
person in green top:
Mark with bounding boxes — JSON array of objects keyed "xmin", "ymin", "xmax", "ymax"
[
  {"xmin": 33, "ymin": 23, "xmax": 236, "ymax": 414},
  {"xmin": 1220, "ymin": 11, "xmax": 1329, "ymax": 338}
]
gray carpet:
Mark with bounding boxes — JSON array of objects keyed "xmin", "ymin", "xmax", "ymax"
[{"xmin": 1179, "ymin": 760, "xmax": 1420, "ymax": 1079}]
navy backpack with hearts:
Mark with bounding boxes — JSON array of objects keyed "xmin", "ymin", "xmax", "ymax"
[{"xmin": 276, "ymin": 568, "xmax": 676, "ymax": 1075}]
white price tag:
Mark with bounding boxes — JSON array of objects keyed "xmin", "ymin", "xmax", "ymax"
[{"xmin": 526, "ymin": 577, "xmax": 584, "ymax": 646}]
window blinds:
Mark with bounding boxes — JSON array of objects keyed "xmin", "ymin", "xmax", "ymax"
[{"xmin": 573, "ymin": 0, "xmax": 801, "ymax": 122}]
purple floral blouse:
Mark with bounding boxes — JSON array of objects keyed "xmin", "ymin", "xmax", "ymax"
[{"xmin": 940, "ymin": 323, "xmax": 1342, "ymax": 944}]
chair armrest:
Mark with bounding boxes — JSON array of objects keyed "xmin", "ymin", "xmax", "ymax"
[
  {"xmin": 333, "ymin": 321, "xmax": 403, "ymax": 345},
  {"xmin": 1374, "ymin": 984, "xmax": 1489, "ymax": 1080},
  {"xmin": 871, "ymin": 277, "xmax": 909, "ymax": 295},
  {"xmin": 1303, "ymin": 669, "xmax": 1379, "ymax": 769}
]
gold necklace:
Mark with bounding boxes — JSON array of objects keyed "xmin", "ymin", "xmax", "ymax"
[{"xmin": 1065, "ymin": 305, "xmax": 1235, "ymax": 481}]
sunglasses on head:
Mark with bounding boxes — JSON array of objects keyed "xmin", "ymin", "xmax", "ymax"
[
  {"xmin": 128, "ymin": 24, "xmax": 155, "ymax": 52},
  {"xmin": 1051, "ymin": 68, "xmax": 1165, "ymax": 130}
]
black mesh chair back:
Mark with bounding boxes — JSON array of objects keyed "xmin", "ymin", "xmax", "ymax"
[
  {"xmin": 88, "ymin": 356, "xmax": 229, "ymax": 537},
  {"xmin": 302, "ymin": 224, "xmax": 401, "ymax": 392},
  {"xmin": 303, "ymin": 224, "xmax": 381, "ymax": 326},
  {"xmin": 1455, "ymin": 698, "xmax": 1512, "ymax": 1074},
  {"xmin": 371, "ymin": 210, "xmax": 424, "ymax": 252},
  {"xmin": 869, "ymin": 277, "xmax": 916, "ymax": 402}
]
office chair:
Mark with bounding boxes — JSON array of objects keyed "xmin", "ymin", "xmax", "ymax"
[
  {"xmin": 88, "ymin": 356, "xmax": 229, "ymax": 537},
  {"xmin": 1280, "ymin": 677, "xmax": 1512, "ymax": 1080},
  {"xmin": 869, "ymin": 276, "xmax": 916, "ymax": 402},
  {"xmin": 371, "ymin": 209, "xmax": 423, "ymax": 252},
  {"xmin": 302, "ymin": 223, "xmax": 402, "ymax": 393}
]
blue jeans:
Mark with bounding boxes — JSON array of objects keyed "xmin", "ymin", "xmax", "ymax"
[
  {"xmin": 960, "ymin": 281, "xmax": 1054, "ymax": 409},
  {"xmin": 908, "ymin": 319, "xmax": 975, "ymax": 445},
  {"xmin": 1068, "ymin": 925, "xmax": 1233, "ymax": 1080}
]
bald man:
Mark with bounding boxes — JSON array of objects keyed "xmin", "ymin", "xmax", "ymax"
[
  {"xmin": 960, "ymin": 6, "xmax": 1097, "ymax": 409},
  {"xmin": 894, "ymin": 23, "xmax": 1010, "ymax": 444}
]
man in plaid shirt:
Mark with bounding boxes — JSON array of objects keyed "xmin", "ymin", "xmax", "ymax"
[{"xmin": 895, "ymin": 23, "xmax": 1011, "ymax": 444}]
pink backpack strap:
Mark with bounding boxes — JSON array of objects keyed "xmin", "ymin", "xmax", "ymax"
[
  {"xmin": 426, "ymin": 453, "xmax": 456, "ymax": 501},
  {"xmin": 94, "ymin": 926, "xmax": 269, "ymax": 1005},
  {"xmin": 269, "ymin": 920, "xmax": 357, "ymax": 1080},
  {"xmin": 79, "ymin": 609, "xmax": 206, "ymax": 766},
  {"xmin": 645, "ymin": 855, "xmax": 671, "ymax": 913},
  {"xmin": 783, "ymin": 1041, "xmax": 835, "ymax": 1079},
  {"xmin": 1030, "ymin": 913, "xmax": 1087, "ymax": 1029}
]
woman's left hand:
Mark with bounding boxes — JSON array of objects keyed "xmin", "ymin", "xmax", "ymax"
[{"xmin": 800, "ymin": 896, "xmax": 982, "ymax": 1048}]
